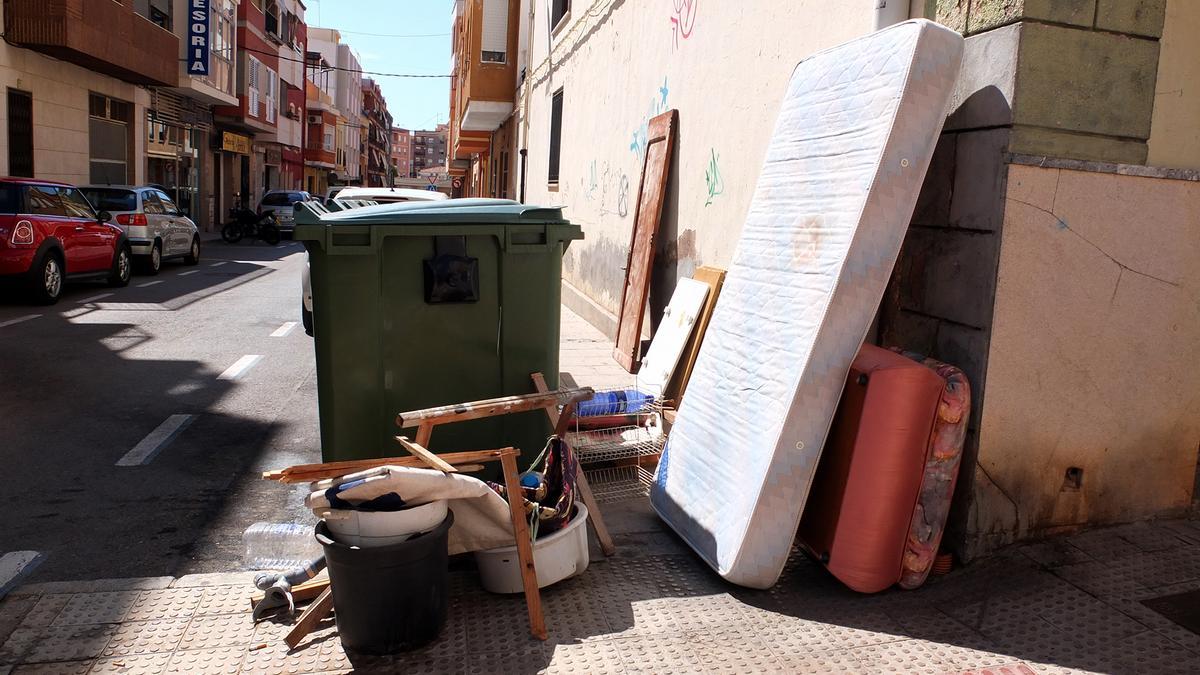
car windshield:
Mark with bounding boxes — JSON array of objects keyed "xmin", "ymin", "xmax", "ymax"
[
  {"xmin": 0, "ymin": 185, "xmax": 21, "ymax": 214},
  {"xmin": 82, "ymin": 188, "xmax": 137, "ymax": 212},
  {"xmin": 262, "ymin": 192, "xmax": 302, "ymax": 206}
]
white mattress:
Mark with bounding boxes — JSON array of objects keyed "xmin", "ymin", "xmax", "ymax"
[{"xmin": 650, "ymin": 19, "xmax": 963, "ymax": 589}]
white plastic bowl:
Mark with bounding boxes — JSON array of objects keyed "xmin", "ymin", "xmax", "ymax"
[
  {"xmin": 318, "ymin": 500, "xmax": 448, "ymax": 548},
  {"xmin": 474, "ymin": 502, "xmax": 589, "ymax": 594}
]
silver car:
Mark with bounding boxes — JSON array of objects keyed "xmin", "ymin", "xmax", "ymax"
[
  {"xmin": 81, "ymin": 186, "xmax": 200, "ymax": 274},
  {"xmin": 258, "ymin": 190, "xmax": 316, "ymax": 235}
]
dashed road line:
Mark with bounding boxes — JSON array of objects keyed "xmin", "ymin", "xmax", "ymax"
[
  {"xmin": 0, "ymin": 314, "xmax": 41, "ymax": 328},
  {"xmin": 209, "ymin": 261, "xmax": 227, "ymax": 267},
  {"xmin": 218, "ymin": 354, "xmax": 262, "ymax": 381},
  {"xmin": 0, "ymin": 551, "xmax": 44, "ymax": 598},
  {"xmin": 137, "ymin": 280, "xmax": 164, "ymax": 288},
  {"xmin": 116, "ymin": 414, "xmax": 196, "ymax": 467},
  {"xmin": 179, "ymin": 270, "xmax": 199, "ymax": 276},
  {"xmin": 270, "ymin": 321, "xmax": 297, "ymax": 337},
  {"xmin": 76, "ymin": 293, "xmax": 113, "ymax": 304}
]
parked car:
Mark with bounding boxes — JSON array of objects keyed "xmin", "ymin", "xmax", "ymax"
[
  {"xmin": 0, "ymin": 177, "xmax": 131, "ymax": 304},
  {"xmin": 258, "ymin": 190, "xmax": 316, "ymax": 235},
  {"xmin": 331, "ymin": 186, "xmax": 450, "ymax": 204},
  {"xmin": 323, "ymin": 186, "xmax": 346, "ymax": 205},
  {"xmin": 81, "ymin": 186, "xmax": 200, "ymax": 274},
  {"xmin": 300, "ymin": 191, "xmax": 450, "ymax": 336}
]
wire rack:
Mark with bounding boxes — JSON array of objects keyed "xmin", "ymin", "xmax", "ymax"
[
  {"xmin": 571, "ymin": 387, "xmax": 667, "ymax": 418},
  {"xmin": 567, "ymin": 424, "xmax": 665, "ymax": 463},
  {"xmin": 584, "ymin": 465, "xmax": 657, "ymax": 504}
]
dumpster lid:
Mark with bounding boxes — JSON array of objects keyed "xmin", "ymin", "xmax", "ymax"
[{"xmin": 296, "ymin": 198, "xmax": 568, "ymax": 226}]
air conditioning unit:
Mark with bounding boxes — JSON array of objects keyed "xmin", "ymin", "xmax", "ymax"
[{"xmin": 307, "ymin": 114, "xmax": 321, "ymax": 125}]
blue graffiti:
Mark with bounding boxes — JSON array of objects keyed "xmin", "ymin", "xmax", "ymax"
[{"xmin": 630, "ymin": 78, "xmax": 670, "ymax": 161}]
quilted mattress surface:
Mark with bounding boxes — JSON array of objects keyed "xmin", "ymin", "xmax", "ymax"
[{"xmin": 650, "ymin": 19, "xmax": 963, "ymax": 588}]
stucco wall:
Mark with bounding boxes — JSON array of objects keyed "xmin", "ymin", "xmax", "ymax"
[
  {"xmin": 966, "ymin": 162, "xmax": 1200, "ymax": 553},
  {"xmin": 1147, "ymin": 0, "xmax": 1200, "ymax": 170},
  {"xmin": 517, "ymin": 0, "xmax": 878, "ymax": 322}
]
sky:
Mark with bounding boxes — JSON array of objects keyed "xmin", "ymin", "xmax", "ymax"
[{"xmin": 304, "ymin": 0, "xmax": 454, "ymax": 131}]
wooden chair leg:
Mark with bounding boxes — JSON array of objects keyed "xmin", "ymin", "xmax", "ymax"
[
  {"xmin": 285, "ymin": 587, "xmax": 334, "ymax": 650},
  {"xmin": 414, "ymin": 422, "xmax": 433, "ymax": 447},
  {"xmin": 575, "ymin": 470, "xmax": 616, "ymax": 556},
  {"xmin": 500, "ymin": 451, "xmax": 547, "ymax": 641}
]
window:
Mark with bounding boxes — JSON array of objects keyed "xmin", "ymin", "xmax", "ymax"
[
  {"xmin": 154, "ymin": 190, "xmax": 179, "ymax": 214},
  {"xmin": 323, "ymin": 125, "xmax": 335, "ymax": 152},
  {"xmin": 265, "ymin": 0, "xmax": 280, "ymax": 38},
  {"xmin": 59, "ymin": 188, "xmax": 97, "ymax": 220},
  {"xmin": 499, "ymin": 149, "xmax": 510, "ymax": 199},
  {"xmin": 0, "ymin": 185, "xmax": 22, "ymax": 214},
  {"xmin": 481, "ymin": 0, "xmax": 509, "ymax": 63},
  {"xmin": 141, "ymin": 191, "xmax": 164, "ymax": 215},
  {"xmin": 7, "ymin": 89, "xmax": 33, "ymax": 178},
  {"xmin": 89, "ymin": 93, "xmax": 130, "ymax": 184},
  {"xmin": 28, "ymin": 186, "xmax": 65, "ymax": 217},
  {"xmin": 552, "ymin": 0, "xmax": 570, "ymax": 30},
  {"xmin": 247, "ymin": 57, "xmax": 261, "ymax": 117},
  {"xmin": 82, "ymin": 188, "xmax": 136, "ymax": 212},
  {"xmin": 548, "ymin": 88, "xmax": 563, "ymax": 184},
  {"xmin": 264, "ymin": 67, "xmax": 278, "ymax": 123}
]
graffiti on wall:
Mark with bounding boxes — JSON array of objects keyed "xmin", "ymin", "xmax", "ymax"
[
  {"xmin": 596, "ymin": 159, "xmax": 631, "ymax": 219},
  {"xmin": 670, "ymin": 0, "xmax": 697, "ymax": 49},
  {"xmin": 629, "ymin": 78, "xmax": 670, "ymax": 161},
  {"xmin": 704, "ymin": 148, "xmax": 724, "ymax": 207},
  {"xmin": 581, "ymin": 159, "xmax": 599, "ymax": 201}
]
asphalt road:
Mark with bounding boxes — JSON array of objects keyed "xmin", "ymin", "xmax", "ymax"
[{"xmin": 0, "ymin": 238, "xmax": 323, "ymax": 585}]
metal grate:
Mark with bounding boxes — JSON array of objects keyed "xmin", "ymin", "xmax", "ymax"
[
  {"xmin": 585, "ymin": 465, "xmax": 656, "ymax": 504},
  {"xmin": 568, "ymin": 424, "xmax": 665, "ymax": 463}
]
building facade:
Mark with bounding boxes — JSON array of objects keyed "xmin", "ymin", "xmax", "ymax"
[
  {"xmin": 497, "ymin": 0, "xmax": 1200, "ymax": 559},
  {"xmin": 308, "ymin": 28, "xmax": 363, "ymax": 186},
  {"xmin": 360, "ymin": 79, "xmax": 392, "ymax": 187},
  {"xmin": 412, "ymin": 124, "xmax": 449, "ymax": 177},
  {"xmin": 390, "ymin": 127, "xmax": 412, "ymax": 179}
]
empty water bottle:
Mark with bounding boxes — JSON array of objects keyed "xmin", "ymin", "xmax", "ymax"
[
  {"xmin": 242, "ymin": 522, "xmax": 322, "ymax": 570},
  {"xmin": 577, "ymin": 389, "xmax": 654, "ymax": 417}
]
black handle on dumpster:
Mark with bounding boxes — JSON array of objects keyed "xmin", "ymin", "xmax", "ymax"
[{"xmin": 424, "ymin": 235, "xmax": 480, "ymax": 304}]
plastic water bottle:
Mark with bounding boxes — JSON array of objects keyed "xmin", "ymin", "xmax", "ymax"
[
  {"xmin": 577, "ymin": 389, "xmax": 654, "ymax": 416},
  {"xmin": 242, "ymin": 522, "xmax": 322, "ymax": 570}
]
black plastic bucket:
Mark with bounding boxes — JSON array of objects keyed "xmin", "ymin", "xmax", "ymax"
[{"xmin": 316, "ymin": 510, "xmax": 454, "ymax": 654}]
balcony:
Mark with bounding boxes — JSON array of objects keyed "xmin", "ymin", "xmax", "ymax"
[
  {"xmin": 5, "ymin": 0, "xmax": 179, "ymax": 87},
  {"xmin": 450, "ymin": 0, "xmax": 517, "ymax": 159}
]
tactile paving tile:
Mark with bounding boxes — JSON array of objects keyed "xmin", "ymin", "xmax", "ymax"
[
  {"xmin": 462, "ymin": 595, "xmax": 544, "ymax": 655},
  {"xmin": 818, "ymin": 609, "xmax": 908, "ymax": 650},
  {"xmin": 657, "ymin": 593, "xmax": 749, "ymax": 634},
  {"xmin": 688, "ymin": 627, "xmax": 784, "ymax": 673},
  {"xmin": 1052, "ymin": 559, "xmax": 1151, "ymax": 602},
  {"xmin": 164, "ymin": 646, "xmax": 244, "ymax": 675},
  {"xmin": 89, "ymin": 652, "xmax": 172, "ymax": 674},
  {"xmin": 539, "ymin": 586, "xmax": 612, "ymax": 643},
  {"xmin": 176, "ymin": 613, "xmax": 256, "ymax": 652},
  {"xmin": 851, "ymin": 638, "xmax": 953, "ymax": 672},
  {"xmin": 51, "ymin": 592, "xmax": 139, "ymax": 626},
  {"xmin": 8, "ymin": 661, "xmax": 93, "ymax": 674},
  {"xmin": 123, "ymin": 589, "xmax": 204, "ymax": 622},
  {"xmin": 195, "ymin": 586, "xmax": 251, "ymax": 617},
  {"xmin": 772, "ymin": 646, "xmax": 864, "ymax": 673},
  {"xmin": 1064, "ymin": 529, "xmax": 1139, "ymax": 562},
  {"xmin": 734, "ymin": 606, "xmax": 832, "ymax": 654},
  {"xmin": 612, "ymin": 635, "xmax": 706, "ymax": 674},
  {"xmin": 463, "ymin": 648, "xmax": 551, "ymax": 675},
  {"xmin": 2, "ymin": 623, "xmax": 117, "ymax": 664},
  {"xmin": 0, "ymin": 597, "xmax": 39, "ymax": 642},
  {"xmin": 1018, "ymin": 540, "xmax": 1094, "ymax": 569},
  {"xmin": 544, "ymin": 639, "xmax": 625, "ymax": 674},
  {"xmin": 954, "ymin": 664, "xmax": 1038, "ymax": 675},
  {"xmin": 600, "ymin": 596, "xmax": 685, "ymax": 640},
  {"xmin": 357, "ymin": 652, "xmax": 467, "ymax": 675},
  {"xmin": 240, "ymin": 622, "xmax": 343, "ymax": 674},
  {"xmin": 14, "ymin": 595, "xmax": 70, "ymax": 629},
  {"xmin": 1158, "ymin": 520, "xmax": 1200, "ymax": 546},
  {"xmin": 1109, "ymin": 523, "xmax": 1191, "ymax": 553},
  {"xmin": 101, "ymin": 618, "xmax": 189, "ymax": 657},
  {"xmin": 924, "ymin": 643, "xmax": 1025, "ymax": 671},
  {"xmin": 883, "ymin": 604, "xmax": 984, "ymax": 644}
]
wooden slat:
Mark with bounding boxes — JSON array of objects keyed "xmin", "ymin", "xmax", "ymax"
[
  {"xmin": 248, "ymin": 578, "xmax": 329, "ymax": 609},
  {"xmin": 396, "ymin": 436, "xmax": 457, "ymax": 472},
  {"xmin": 414, "ymin": 422, "xmax": 433, "ymax": 447},
  {"xmin": 501, "ymin": 450, "xmax": 547, "ymax": 640},
  {"xmin": 663, "ymin": 266, "xmax": 726, "ymax": 403},
  {"xmin": 396, "ymin": 388, "xmax": 593, "ymax": 428},
  {"xmin": 263, "ymin": 448, "xmax": 518, "ymax": 483},
  {"xmin": 612, "ymin": 108, "xmax": 678, "ymax": 373},
  {"xmin": 284, "ymin": 587, "xmax": 334, "ymax": 649},
  {"xmin": 530, "ymin": 372, "xmax": 617, "ymax": 557}
]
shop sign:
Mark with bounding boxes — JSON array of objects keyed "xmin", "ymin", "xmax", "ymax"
[
  {"xmin": 220, "ymin": 131, "xmax": 251, "ymax": 155},
  {"xmin": 265, "ymin": 145, "xmax": 283, "ymax": 166},
  {"xmin": 188, "ymin": 0, "xmax": 210, "ymax": 76}
]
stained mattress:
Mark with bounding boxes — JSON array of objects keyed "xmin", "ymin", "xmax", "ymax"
[{"xmin": 649, "ymin": 19, "xmax": 963, "ymax": 588}]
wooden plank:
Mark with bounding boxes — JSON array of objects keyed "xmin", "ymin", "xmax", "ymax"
[
  {"xmin": 530, "ymin": 372, "xmax": 617, "ymax": 557},
  {"xmin": 637, "ymin": 278, "xmax": 710, "ymax": 399},
  {"xmin": 612, "ymin": 108, "xmax": 678, "ymax": 374},
  {"xmin": 414, "ymin": 422, "xmax": 433, "ymax": 447},
  {"xmin": 396, "ymin": 388, "xmax": 593, "ymax": 428},
  {"xmin": 263, "ymin": 448, "xmax": 517, "ymax": 483},
  {"xmin": 284, "ymin": 587, "xmax": 334, "ymax": 649},
  {"xmin": 662, "ymin": 266, "xmax": 726, "ymax": 404},
  {"xmin": 248, "ymin": 577, "xmax": 329, "ymax": 609},
  {"xmin": 396, "ymin": 436, "xmax": 457, "ymax": 473},
  {"xmin": 500, "ymin": 451, "xmax": 547, "ymax": 640}
]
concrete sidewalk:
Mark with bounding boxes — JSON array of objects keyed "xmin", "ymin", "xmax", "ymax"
[{"xmin": 3, "ymin": 308, "xmax": 1199, "ymax": 674}]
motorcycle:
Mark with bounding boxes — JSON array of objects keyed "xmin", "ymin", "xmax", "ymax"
[{"xmin": 221, "ymin": 207, "xmax": 281, "ymax": 245}]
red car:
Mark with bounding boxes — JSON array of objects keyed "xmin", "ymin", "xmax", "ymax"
[{"xmin": 0, "ymin": 177, "xmax": 131, "ymax": 304}]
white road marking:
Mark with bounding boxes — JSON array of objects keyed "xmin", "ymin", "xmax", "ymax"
[
  {"xmin": 179, "ymin": 270, "xmax": 199, "ymax": 276},
  {"xmin": 270, "ymin": 321, "xmax": 297, "ymax": 337},
  {"xmin": 209, "ymin": 261, "xmax": 226, "ymax": 267},
  {"xmin": 218, "ymin": 354, "xmax": 262, "ymax": 380},
  {"xmin": 116, "ymin": 414, "xmax": 196, "ymax": 466},
  {"xmin": 0, "ymin": 314, "xmax": 41, "ymax": 328},
  {"xmin": 0, "ymin": 551, "xmax": 44, "ymax": 598},
  {"xmin": 75, "ymin": 293, "xmax": 113, "ymax": 304}
]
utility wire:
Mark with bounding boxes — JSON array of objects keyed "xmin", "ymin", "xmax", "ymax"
[{"xmin": 236, "ymin": 44, "xmax": 450, "ymax": 78}]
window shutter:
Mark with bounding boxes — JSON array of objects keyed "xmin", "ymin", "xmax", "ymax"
[
  {"xmin": 247, "ymin": 57, "xmax": 260, "ymax": 117},
  {"xmin": 481, "ymin": 0, "xmax": 508, "ymax": 59},
  {"xmin": 548, "ymin": 89, "xmax": 563, "ymax": 183}
]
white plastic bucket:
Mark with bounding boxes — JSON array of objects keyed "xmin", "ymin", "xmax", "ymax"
[
  {"xmin": 318, "ymin": 500, "xmax": 448, "ymax": 548},
  {"xmin": 474, "ymin": 502, "xmax": 589, "ymax": 594}
]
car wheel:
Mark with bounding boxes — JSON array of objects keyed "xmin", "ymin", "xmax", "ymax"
[
  {"xmin": 31, "ymin": 252, "xmax": 64, "ymax": 305},
  {"xmin": 184, "ymin": 236, "xmax": 200, "ymax": 265},
  {"xmin": 142, "ymin": 241, "xmax": 162, "ymax": 275},
  {"xmin": 261, "ymin": 224, "xmax": 281, "ymax": 246},
  {"xmin": 108, "ymin": 245, "xmax": 132, "ymax": 287},
  {"xmin": 302, "ymin": 301, "xmax": 313, "ymax": 336}
]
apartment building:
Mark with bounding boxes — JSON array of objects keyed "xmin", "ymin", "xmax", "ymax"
[
  {"xmin": 412, "ymin": 124, "xmax": 449, "ymax": 177},
  {"xmin": 308, "ymin": 28, "xmax": 362, "ymax": 186},
  {"xmin": 484, "ymin": 0, "xmax": 1200, "ymax": 560},
  {"xmin": 361, "ymin": 79, "xmax": 392, "ymax": 186},
  {"xmin": 390, "ymin": 127, "xmax": 412, "ymax": 179}
]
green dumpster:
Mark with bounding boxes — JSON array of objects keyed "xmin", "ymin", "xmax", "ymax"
[{"xmin": 294, "ymin": 199, "xmax": 583, "ymax": 466}]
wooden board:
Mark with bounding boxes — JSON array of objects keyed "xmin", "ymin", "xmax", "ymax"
[
  {"xmin": 263, "ymin": 447, "xmax": 516, "ymax": 484},
  {"xmin": 396, "ymin": 388, "xmax": 593, "ymax": 428},
  {"xmin": 612, "ymin": 109, "xmax": 678, "ymax": 374},
  {"xmin": 637, "ymin": 278, "xmax": 709, "ymax": 399},
  {"xmin": 662, "ymin": 266, "xmax": 725, "ymax": 405}
]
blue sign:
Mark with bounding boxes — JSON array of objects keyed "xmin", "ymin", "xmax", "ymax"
[
  {"xmin": 426, "ymin": 185, "xmax": 437, "ymax": 191},
  {"xmin": 187, "ymin": 0, "xmax": 210, "ymax": 76}
]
